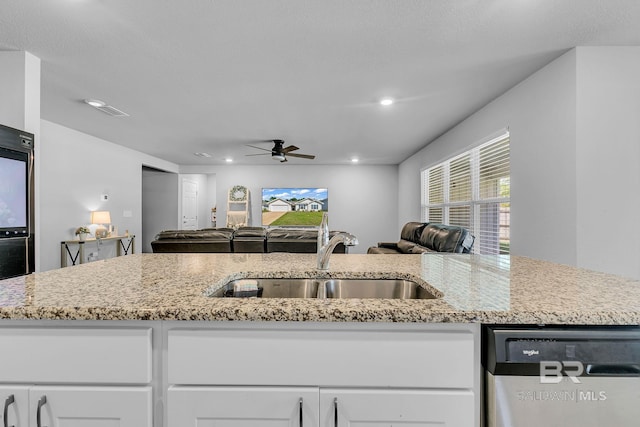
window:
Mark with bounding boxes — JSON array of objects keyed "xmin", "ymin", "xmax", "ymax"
[{"xmin": 421, "ymin": 132, "xmax": 510, "ymax": 254}]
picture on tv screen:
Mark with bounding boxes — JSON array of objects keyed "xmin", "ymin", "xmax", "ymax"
[
  {"xmin": 262, "ymin": 187, "xmax": 328, "ymax": 226},
  {"xmin": 0, "ymin": 155, "xmax": 28, "ymax": 229}
]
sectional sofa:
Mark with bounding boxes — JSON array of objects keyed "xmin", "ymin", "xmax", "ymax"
[
  {"xmin": 150, "ymin": 227, "xmax": 347, "ymax": 254},
  {"xmin": 367, "ymin": 222, "xmax": 475, "ymax": 254}
]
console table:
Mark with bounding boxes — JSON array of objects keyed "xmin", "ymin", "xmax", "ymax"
[{"xmin": 60, "ymin": 235, "xmax": 135, "ymax": 267}]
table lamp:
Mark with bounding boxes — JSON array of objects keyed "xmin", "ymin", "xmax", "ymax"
[{"xmin": 91, "ymin": 210, "xmax": 111, "ymax": 238}]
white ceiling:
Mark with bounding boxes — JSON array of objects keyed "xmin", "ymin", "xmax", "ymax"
[{"xmin": 2, "ymin": 0, "xmax": 640, "ymax": 166}]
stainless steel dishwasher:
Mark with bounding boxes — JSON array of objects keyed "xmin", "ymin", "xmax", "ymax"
[{"xmin": 483, "ymin": 325, "xmax": 640, "ymax": 427}]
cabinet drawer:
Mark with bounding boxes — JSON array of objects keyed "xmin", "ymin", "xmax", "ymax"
[
  {"xmin": 168, "ymin": 327, "xmax": 474, "ymax": 388},
  {"xmin": 0, "ymin": 328, "xmax": 152, "ymax": 384}
]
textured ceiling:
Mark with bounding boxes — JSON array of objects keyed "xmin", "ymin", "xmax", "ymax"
[{"xmin": 1, "ymin": 0, "xmax": 640, "ymax": 165}]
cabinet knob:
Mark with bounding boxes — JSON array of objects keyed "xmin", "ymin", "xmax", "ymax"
[{"xmin": 3, "ymin": 394, "xmax": 15, "ymax": 427}]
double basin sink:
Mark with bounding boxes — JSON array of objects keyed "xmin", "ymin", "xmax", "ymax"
[{"xmin": 210, "ymin": 278, "xmax": 439, "ymax": 300}]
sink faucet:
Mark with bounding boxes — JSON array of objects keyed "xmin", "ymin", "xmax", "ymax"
[{"xmin": 317, "ymin": 213, "xmax": 358, "ymax": 270}]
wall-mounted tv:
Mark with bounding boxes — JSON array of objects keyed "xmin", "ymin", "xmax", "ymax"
[{"xmin": 262, "ymin": 187, "xmax": 328, "ymax": 227}]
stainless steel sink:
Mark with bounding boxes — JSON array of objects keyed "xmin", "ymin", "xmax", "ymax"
[
  {"xmin": 210, "ymin": 278, "xmax": 438, "ymax": 299},
  {"xmin": 323, "ymin": 279, "xmax": 437, "ymax": 299}
]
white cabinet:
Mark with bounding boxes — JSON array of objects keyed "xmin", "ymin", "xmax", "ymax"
[
  {"xmin": 0, "ymin": 326, "xmax": 153, "ymax": 427},
  {"xmin": 1, "ymin": 386, "xmax": 29, "ymax": 427},
  {"xmin": 321, "ymin": 388, "xmax": 474, "ymax": 427},
  {"xmin": 167, "ymin": 387, "xmax": 474, "ymax": 427},
  {"xmin": 166, "ymin": 323, "xmax": 480, "ymax": 427},
  {"xmin": 168, "ymin": 387, "xmax": 319, "ymax": 427},
  {"xmin": 30, "ymin": 386, "xmax": 151, "ymax": 427}
]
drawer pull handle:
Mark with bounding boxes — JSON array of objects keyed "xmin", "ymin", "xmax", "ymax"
[
  {"xmin": 36, "ymin": 396, "xmax": 47, "ymax": 427},
  {"xmin": 334, "ymin": 397, "xmax": 338, "ymax": 427},
  {"xmin": 3, "ymin": 394, "xmax": 15, "ymax": 427},
  {"xmin": 299, "ymin": 398, "xmax": 303, "ymax": 427}
]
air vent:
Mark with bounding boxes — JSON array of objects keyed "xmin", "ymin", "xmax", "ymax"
[
  {"xmin": 95, "ymin": 104, "xmax": 130, "ymax": 117},
  {"xmin": 193, "ymin": 152, "xmax": 212, "ymax": 158}
]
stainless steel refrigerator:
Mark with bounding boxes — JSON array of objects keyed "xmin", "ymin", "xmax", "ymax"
[{"xmin": 0, "ymin": 124, "xmax": 34, "ymax": 279}]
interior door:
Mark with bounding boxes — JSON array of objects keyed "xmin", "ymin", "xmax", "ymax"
[
  {"xmin": 168, "ymin": 386, "xmax": 319, "ymax": 427},
  {"xmin": 181, "ymin": 178, "xmax": 198, "ymax": 230},
  {"xmin": 320, "ymin": 388, "xmax": 474, "ymax": 426}
]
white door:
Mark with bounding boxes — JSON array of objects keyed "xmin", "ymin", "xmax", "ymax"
[
  {"xmin": 29, "ymin": 386, "xmax": 152, "ymax": 427},
  {"xmin": 181, "ymin": 178, "xmax": 198, "ymax": 230},
  {"xmin": 168, "ymin": 386, "xmax": 319, "ymax": 427},
  {"xmin": 1, "ymin": 386, "xmax": 29, "ymax": 427},
  {"xmin": 320, "ymin": 388, "xmax": 474, "ymax": 426}
]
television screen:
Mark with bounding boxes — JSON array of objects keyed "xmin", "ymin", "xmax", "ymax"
[
  {"xmin": 262, "ymin": 187, "xmax": 328, "ymax": 227},
  {"xmin": 0, "ymin": 152, "xmax": 28, "ymax": 230}
]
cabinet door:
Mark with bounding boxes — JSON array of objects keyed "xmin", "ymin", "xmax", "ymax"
[
  {"xmin": 320, "ymin": 388, "xmax": 474, "ymax": 427},
  {"xmin": 29, "ymin": 386, "xmax": 152, "ymax": 427},
  {"xmin": 0, "ymin": 386, "xmax": 29, "ymax": 427},
  {"xmin": 168, "ymin": 386, "xmax": 319, "ymax": 427}
]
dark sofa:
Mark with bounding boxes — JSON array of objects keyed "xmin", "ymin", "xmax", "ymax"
[
  {"xmin": 367, "ymin": 222, "xmax": 475, "ymax": 254},
  {"xmin": 151, "ymin": 227, "xmax": 346, "ymax": 254}
]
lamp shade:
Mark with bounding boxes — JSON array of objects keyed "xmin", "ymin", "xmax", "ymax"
[{"xmin": 91, "ymin": 211, "xmax": 111, "ymax": 224}]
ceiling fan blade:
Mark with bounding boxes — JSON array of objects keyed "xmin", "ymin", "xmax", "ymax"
[
  {"xmin": 286, "ymin": 153, "xmax": 316, "ymax": 159},
  {"xmin": 282, "ymin": 145, "xmax": 299, "ymax": 153},
  {"xmin": 246, "ymin": 144, "xmax": 272, "ymax": 152},
  {"xmin": 245, "ymin": 153, "xmax": 270, "ymax": 156}
]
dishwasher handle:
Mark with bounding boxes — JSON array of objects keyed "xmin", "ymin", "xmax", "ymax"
[{"xmin": 586, "ymin": 364, "xmax": 640, "ymax": 376}]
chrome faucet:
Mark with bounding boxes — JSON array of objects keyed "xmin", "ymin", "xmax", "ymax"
[{"xmin": 317, "ymin": 214, "xmax": 358, "ymax": 270}]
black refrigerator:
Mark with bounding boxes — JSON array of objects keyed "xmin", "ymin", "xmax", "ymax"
[{"xmin": 0, "ymin": 123, "xmax": 35, "ymax": 279}]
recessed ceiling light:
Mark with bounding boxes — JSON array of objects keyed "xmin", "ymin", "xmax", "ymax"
[
  {"xmin": 225, "ymin": 158, "xmax": 233, "ymax": 163},
  {"xmin": 84, "ymin": 99, "xmax": 106, "ymax": 108},
  {"xmin": 351, "ymin": 158, "xmax": 359, "ymax": 163},
  {"xmin": 193, "ymin": 152, "xmax": 212, "ymax": 158},
  {"xmin": 379, "ymin": 98, "xmax": 394, "ymax": 106}
]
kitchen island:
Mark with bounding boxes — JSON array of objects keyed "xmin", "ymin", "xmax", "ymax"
[
  {"xmin": 1, "ymin": 253, "xmax": 639, "ymax": 323},
  {"xmin": 1, "ymin": 253, "xmax": 639, "ymax": 427}
]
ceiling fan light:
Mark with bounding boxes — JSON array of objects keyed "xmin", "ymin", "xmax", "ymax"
[{"xmin": 272, "ymin": 153, "xmax": 286, "ymax": 161}]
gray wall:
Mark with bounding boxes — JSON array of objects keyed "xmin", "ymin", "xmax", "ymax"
[
  {"xmin": 400, "ymin": 47, "xmax": 640, "ymax": 279},
  {"xmin": 39, "ymin": 120, "xmax": 179, "ymax": 271},
  {"xmin": 575, "ymin": 47, "xmax": 640, "ymax": 279},
  {"xmin": 142, "ymin": 167, "xmax": 179, "ymax": 253},
  {"xmin": 400, "ymin": 49, "xmax": 578, "ymax": 266},
  {"xmin": 181, "ymin": 164, "xmax": 399, "ymax": 254}
]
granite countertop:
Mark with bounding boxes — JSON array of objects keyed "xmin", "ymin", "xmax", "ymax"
[{"xmin": 0, "ymin": 253, "xmax": 639, "ymax": 324}]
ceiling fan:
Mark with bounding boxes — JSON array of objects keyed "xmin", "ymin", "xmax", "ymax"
[{"xmin": 246, "ymin": 139, "xmax": 316, "ymax": 163}]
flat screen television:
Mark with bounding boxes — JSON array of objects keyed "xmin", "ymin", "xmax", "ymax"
[
  {"xmin": 262, "ymin": 187, "xmax": 328, "ymax": 227},
  {"xmin": 0, "ymin": 146, "xmax": 29, "ymax": 238}
]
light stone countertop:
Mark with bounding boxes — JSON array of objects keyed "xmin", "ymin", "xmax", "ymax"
[{"xmin": 0, "ymin": 253, "xmax": 639, "ymax": 324}]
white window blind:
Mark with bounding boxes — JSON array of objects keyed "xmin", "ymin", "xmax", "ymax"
[{"xmin": 421, "ymin": 132, "xmax": 510, "ymax": 254}]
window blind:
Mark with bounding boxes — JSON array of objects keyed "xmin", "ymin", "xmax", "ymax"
[{"xmin": 421, "ymin": 132, "xmax": 510, "ymax": 254}]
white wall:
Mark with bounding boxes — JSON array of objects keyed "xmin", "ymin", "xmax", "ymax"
[
  {"xmin": 142, "ymin": 167, "xmax": 179, "ymax": 253},
  {"xmin": 39, "ymin": 120, "xmax": 179, "ymax": 271},
  {"xmin": 575, "ymin": 47, "xmax": 640, "ymax": 279},
  {"xmin": 180, "ymin": 164, "xmax": 399, "ymax": 254},
  {"xmin": 400, "ymin": 47, "xmax": 640, "ymax": 279},
  {"xmin": 400, "ymin": 49, "xmax": 578, "ymax": 266}
]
